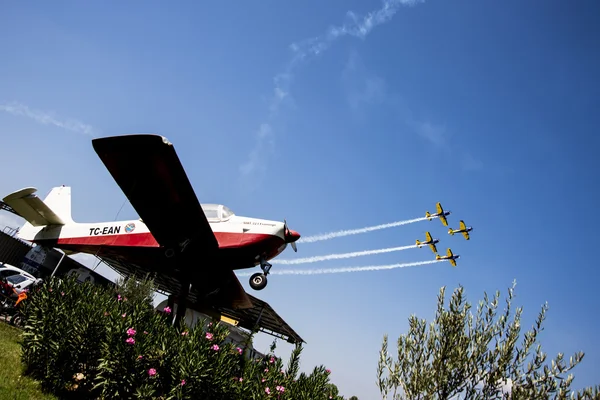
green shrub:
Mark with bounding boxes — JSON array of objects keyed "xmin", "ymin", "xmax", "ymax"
[{"xmin": 19, "ymin": 275, "xmax": 343, "ymax": 399}]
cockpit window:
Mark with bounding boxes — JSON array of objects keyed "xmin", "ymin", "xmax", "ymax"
[
  {"xmin": 202, "ymin": 204, "xmax": 220, "ymax": 220},
  {"xmin": 202, "ymin": 204, "xmax": 234, "ymax": 221},
  {"xmin": 204, "ymin": 209, "xmax": 219, "ymax": 219},
  {"xmin": 221, "ymin": 206, "xmax": 234, "ymax": 220}
]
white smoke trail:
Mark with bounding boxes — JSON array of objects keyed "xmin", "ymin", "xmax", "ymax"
[
  {"xmin": 237, "ymin": 259, "xmax": 443, "ymax": 276},
  {"xmin": 240, "ymin": 0, "xmax": 426, "ymax": 179},
  {"xmin": 297, "ymin": 216, "xmax": 433, "ymax": 243},
  {"xmin": 272, "ymin": 244, "xmax": 417, "ymax": 265}
]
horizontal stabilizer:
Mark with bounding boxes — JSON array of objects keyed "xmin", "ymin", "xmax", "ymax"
[{"xmin": 2, "ymin": 188, "xmax": 65, "ymax": 226}]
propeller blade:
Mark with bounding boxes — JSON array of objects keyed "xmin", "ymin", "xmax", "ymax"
[{"xmin": 283, "ymin": 218, "xmax": 298, "ymax": 252}]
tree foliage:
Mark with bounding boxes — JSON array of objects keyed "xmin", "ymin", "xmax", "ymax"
[{"xmin": 377, "ymin": 281, "xmax": 600, "ymax": 400}]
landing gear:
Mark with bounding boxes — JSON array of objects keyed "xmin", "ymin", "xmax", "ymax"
[
  {"xmin": 249, "ymin": 258, "xmax": 272, "ymax": 291},
  {"xmin": 249, "ymin": 273, "xmax": 267, "ymax": 290}
]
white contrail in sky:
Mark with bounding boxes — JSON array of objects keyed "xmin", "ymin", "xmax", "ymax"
[
  {"xmin": 273, "ymin": 244, "xmax": 418, "ymax": 265},
  {"xmin": 298, "ymin": 216, "xmax": 433, "ymax": 243},
  {"xmin": 237, "ymin": 259, "xmax": 442, "ymax": 276},
  {"xmin": 240, "ymin": 0, "xmax": 426, "ymax": 179},
  {"xmin": 0, "ymin": 102, "xmax": 96, "ymax": 136}
]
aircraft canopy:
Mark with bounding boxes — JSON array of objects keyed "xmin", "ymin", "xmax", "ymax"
[{"xmin": 201, "ymin": 204, "xmax": 235, "ymax": 221}]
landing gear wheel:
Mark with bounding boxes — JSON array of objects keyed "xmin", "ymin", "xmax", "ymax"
[{"xmin": 249, "ymin": 273, "xmax": 268, "ymax": 291}]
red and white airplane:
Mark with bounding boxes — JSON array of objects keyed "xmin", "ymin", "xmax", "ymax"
[{"xmin": 2, "ymin": 134, "xmax": 301, "ymax": 310}]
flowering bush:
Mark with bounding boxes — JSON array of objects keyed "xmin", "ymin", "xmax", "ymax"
[{"xmin": 19, "ymin": 276, "xmax": 343, "ymax": 399}]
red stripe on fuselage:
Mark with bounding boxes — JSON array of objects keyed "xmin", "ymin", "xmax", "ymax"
[
  {"xmin": 49, "ymin": 232, "xmax": 283, "ymax": 258},
  {"xmin": 56, "ymin": 232, "xmax": 159, "ymax": 247}
]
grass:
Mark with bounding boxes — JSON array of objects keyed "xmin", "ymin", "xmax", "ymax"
[{"xmin": 0, "ymin": 321, "xmax": 57, "ymax": 400}]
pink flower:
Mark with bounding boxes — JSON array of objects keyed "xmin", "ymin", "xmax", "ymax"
[
  {"xmin": 269, "ymin": 356, "xmax": 275, "ymax": 363},
  {"xmin": 262, "ymin": 378, "xmax": 266, "ymax": 383},
  {"xmin": 211, "ymin": 344, "xmax": 219, "ymax": 351},
  {"xmin": 236, "ymin": 347, "xmax": 243, "ymax": 355},
  {"xmin": 126, "ymin": 328, "xmax": 136, "ymax": 336},
  {"xmin": 181, "ymin": 331, "xmax": 189, "ymax": 336},
  {"xmin": 121, "ymin": 313, "xmax": 126, "ymax": 318},
  {"xmin": 126, "ymin": 337, "xmax": 135, "ymax": 345},
  {"xmin": 61, "ymin": 292, "xmax": 64, "ymax": 296},
  {"xmin": 239, "ymin": 377, "xmax": 243, "ymax": 382},
  {"xmin": 181, "ymin": 379, "xmax": 186, "ymax": 386},
  {"xmin": 276, "ymin": 385, "xmax": 285, "ymax": 393},
  {"xmin": 265, "ymin": 387, "xmax": 271, "ymax": 395},
  {"xmin": 117, "ymin": 294, "xmax": 122, "ymax": 301},
  {"xmin": 163, "ymin": 306, "xmax": 171, "ymax": 314},
  {"xmin": 264, "ymin": 368, "xmax": 269, "ymax": 373},
  {"xmin": 137, "ymin": 355, "xmax": 143, "ymax": 359},
  {"xmin": 148, "ymin": 368, "xmax": 156, "ymax": 376},
  {"xmin": 205, "ymin": 332, "xmax": 213, "ymax": 340},
  {"xmin": 326, "ymin": 369, "xmax": 331, "ymax": 374},
  {"xmin": 143, "ymin": 331, "xmax": 148, "ymax": 335}
]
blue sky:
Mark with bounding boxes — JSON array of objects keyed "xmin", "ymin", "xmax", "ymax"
[{"xmin": 1, "ymin": 0, "xmax": 599, "ymax": 397}]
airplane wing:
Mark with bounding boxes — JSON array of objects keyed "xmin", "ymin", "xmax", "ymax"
[
  {"xmin": 429, "ymin": 243, "xmax": 438, "ymax": 253},
  {"xmin": 191, "ymin": 269, "xmax": 253, "ymax": 309},
  {"xmin": 92, "ymin": 134, "xmax": 218, "ymax": 252},
  {"xmin": 450, "ymin": 259, "xmax": 457, "ymax": 267},
  {"xmin": 425, "ymin": 231, "xmax": 432, "ymax": 242},
  {"xmin": 446, "ymin": 248, "xmax": 453, "ymax": 257},
  {"xmin": 459, "ymin": 220, "xmax": 466, "ymax": 230},
  {"xmin": 95, "ymin": 250, "xmax": 253, "ymax": 309},
  {"xmin": 462, "ymin": 231, "xmax": 470, "ymax": 240},
  {"xmin": 439, "ymin": 215, "xmax": 448, "ymax": 226},
  {"xmin": 436, "ymin": 202, "xmax": 443, "ymax": 215}
]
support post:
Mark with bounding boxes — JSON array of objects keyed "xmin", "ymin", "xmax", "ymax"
[
  {"xmin": 174, "ymin": 281, "xmax": 190, "ymax": 327},
  {"xmin": 50, "ymin": 252, "xmax": 66, "ymax": 278}
]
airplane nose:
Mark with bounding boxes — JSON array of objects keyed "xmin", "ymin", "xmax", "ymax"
[{"xmin": 286, "ymin": 229, "xmax": 301, "ymax": 242}]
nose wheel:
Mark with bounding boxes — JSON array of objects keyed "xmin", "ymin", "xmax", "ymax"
[
  {"xmin": 249, "ymin": 258, "xmax": 272, "ymax": 291},
  {"xmin": 249, "ymin": 273, "xmax": 267, "ymax": 290}
]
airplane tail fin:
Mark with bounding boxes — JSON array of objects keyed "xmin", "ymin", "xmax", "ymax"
[
  {"xmin": 2, "ymin": 186, "xmax": 75, "ymax": 241},
  {"xmin": 416, "ymin": 239, "xmax": 421, "ymax": 246},
  {"xmin": 448, "ymin": 228, "xmax": 454, "ymax": 235},
  {"xmin": 425, "ymin": 211, "xmax": 431, "ymax": 219}
]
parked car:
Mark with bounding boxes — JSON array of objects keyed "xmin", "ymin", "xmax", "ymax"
[{"xmin": 0, "ymin": 263, "xmax": 43, "ymax": 294}]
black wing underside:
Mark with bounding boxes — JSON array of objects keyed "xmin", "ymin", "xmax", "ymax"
[
  {"xmin": 92, "ymin": 134, "xmax": 218, "ymax": 251},
  {"xmin": 92, "ymin": 134, "xmax": 251, "ymax": 309}
]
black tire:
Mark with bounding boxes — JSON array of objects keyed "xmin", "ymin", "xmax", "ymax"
[
  {"xmin": 10, "ymin": 313, "xmax": 22, "ymax": 328},
  {"xmin": 249, "ymin": 273, "xmax": 267, "ymax": 291}
]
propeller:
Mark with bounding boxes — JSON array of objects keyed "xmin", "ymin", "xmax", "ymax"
[{"xmin": 283, "ymin": 219, "xmax": 298, "ymax": 252}]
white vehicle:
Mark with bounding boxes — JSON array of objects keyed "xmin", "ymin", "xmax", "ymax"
[{"xmin": 0, "ymin": 263, "xmax": 42, "ymax": 294}]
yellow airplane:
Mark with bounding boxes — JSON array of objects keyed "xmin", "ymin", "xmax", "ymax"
[
  {"xmin": 425, "ymin": 202, "xmax": 451, "ymax": 226},
  {"xmin": 416, "ymin": 231, "xmax": 439, "ymax": 253},
  {"xmin": 436, "ymin": 248, "xmax": 460, "ymax": 267},
  {"xmin": 448, "ymin": 220, "xmax": 473, "ymax": 240}
]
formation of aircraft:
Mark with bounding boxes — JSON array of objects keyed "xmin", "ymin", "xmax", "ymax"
[
  {"xmin": 416, "ymin": 231, "xmax": 439, "ymax": 253},
  {"xmin": 448, "ymin": 220, "xmax": 473, "ymax": 240},
  {"xmin": 2, "ymin": 134, "xmax": 302, "ymax": 315},
  {"xmin": 425, "ymin": 202, "xmax": 451, "ymax": 226},
  {"xmin": 419, "ymin": 202, "xmax": 474, "ymax": 266},
  {"xmin": 436, "ymin": 248, "xmax": 460, "ymax": 267}
]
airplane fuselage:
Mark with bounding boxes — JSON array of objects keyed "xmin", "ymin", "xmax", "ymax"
[
  {"xmin": 451, "ymin": 227, "xmax": 472, "ymax": 234},
  {"xmin": 22, "ymin": 213, "xmax": 298, "ymax": 271},
  {"xmin": 418, "ymin": 238, "xmax": 439, "ymax": 246}
]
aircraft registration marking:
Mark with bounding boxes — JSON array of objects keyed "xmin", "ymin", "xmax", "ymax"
[{"xmin": 89, "ymin": 226, "xmax": 121, "ymax": 235}]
